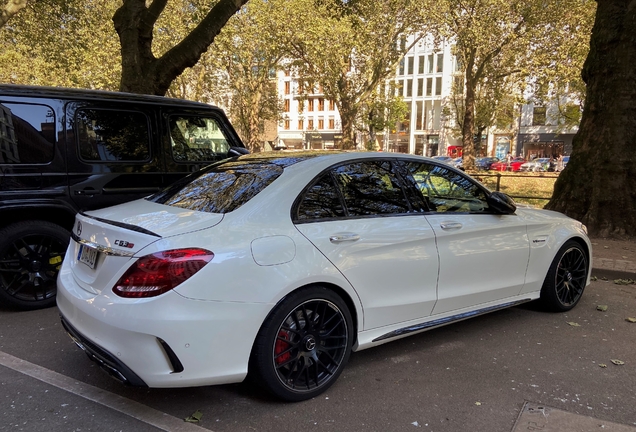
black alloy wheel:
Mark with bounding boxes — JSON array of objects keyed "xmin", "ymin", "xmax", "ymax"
[
  {"xmin": 250, "ymin": 287, "xmax": 353, "ymax": 401},
  {"xmin": 0, "ymin": 221, "xmax": 70, "ymax": 310},
  {"xmin": 541, "ymin": 240, "xmax": 588, "ymax": 312}
]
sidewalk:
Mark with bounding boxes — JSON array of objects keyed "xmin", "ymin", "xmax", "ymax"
[{"xmin": 589, "ymin": 236, "xmax": 636, "ymax": 279}]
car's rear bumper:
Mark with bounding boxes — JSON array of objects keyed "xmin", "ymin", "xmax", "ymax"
[{"xmin": 56, "ymin": 264, "xmax": 272, "ymax": 388}]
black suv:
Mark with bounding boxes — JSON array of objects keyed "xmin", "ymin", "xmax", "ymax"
[{"xmin": 0, "ymin": 85, "xmax": 247, "ymax": 310}]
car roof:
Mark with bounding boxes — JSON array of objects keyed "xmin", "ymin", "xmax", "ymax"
[{"xmin": 0, "ymin": 84, "xmax": 219, "ymax": 110}]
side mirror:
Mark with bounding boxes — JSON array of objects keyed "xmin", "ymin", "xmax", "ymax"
[
  {"xmin": 487, "ymin": 191, "xmax": 516, "ymax": 214},
  {"xmin": 228, "ymin": 146, "xmax": 250, "ymax": 157}
]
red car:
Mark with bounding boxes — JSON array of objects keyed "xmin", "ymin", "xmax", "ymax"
[{"xmin": 490, "ymin": 157, "xmax": 526, "ymax": 171}]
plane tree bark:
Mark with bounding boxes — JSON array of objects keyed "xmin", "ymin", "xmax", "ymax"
[
  {"xmin": 546, "ymin": 0, "xmax": 636, "ymax": 237},
  {"xmin": 0, "ymin": 0, "xmax": 27, "ymax": 27},
  {"xmin": 113, "ymin": 0, "xmax": 248, "ymax": 96}
]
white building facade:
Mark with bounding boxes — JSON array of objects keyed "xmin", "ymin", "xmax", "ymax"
[{"xmin": 275, "ymin": 37, "xmax": 577, "ymax": 159}]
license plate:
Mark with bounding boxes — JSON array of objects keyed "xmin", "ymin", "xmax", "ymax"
[{"xmin": 78, "ymin": 244, "xmax": 99, "ymax": 269}]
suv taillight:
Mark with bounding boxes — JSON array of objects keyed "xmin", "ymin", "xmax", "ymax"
[{"xmin": 113, "ymin": 248, "xmax": 214, "ymax": 298}]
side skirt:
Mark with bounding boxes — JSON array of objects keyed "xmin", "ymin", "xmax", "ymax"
[{"xmin": 372, "ymin": 298, "xmax": 533, "ymax": 343}]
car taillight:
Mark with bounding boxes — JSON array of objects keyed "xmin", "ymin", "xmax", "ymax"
[{"xmin": 113, "ymin": 248, "xmax": 214, "ymax": 298}]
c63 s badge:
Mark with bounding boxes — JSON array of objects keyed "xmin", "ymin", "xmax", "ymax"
[{"xmin": 114, "ymin": 240, "xmax": 135, "ymax": 248}]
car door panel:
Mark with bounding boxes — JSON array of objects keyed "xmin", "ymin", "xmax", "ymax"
[
  {"xmin": 296, "ymin": 216, "xmax": 438, "ymax": 330},
  {"xmin": 426, "ymin": 213, "xmax": 529, "ymax": 315}
]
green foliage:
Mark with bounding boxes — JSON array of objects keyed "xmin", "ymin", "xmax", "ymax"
[
  {"xmin": 0, "ymin": 0, "xmax": 121, "ymax": 89},
  {"xmin": 284, "ymin": 0, "xmax": 434, "ymax": 149},
  {"xmin": 437, "ymin": 0, "xmax": 595, "ymax": 168}
]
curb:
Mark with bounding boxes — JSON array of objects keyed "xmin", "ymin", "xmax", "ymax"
[{"xmin": 591, "ymin": 268, "xmax": 636, "ymax": 282}]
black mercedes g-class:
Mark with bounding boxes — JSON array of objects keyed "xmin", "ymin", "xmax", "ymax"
[{"xmin": 0, "ymin": 85, "xmax": 247, "ymax": 310}]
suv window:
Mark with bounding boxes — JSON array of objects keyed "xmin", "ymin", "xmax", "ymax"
[
  {"xmin": 148, "ymin": 158, "xmax": 283, "ymax": 213},
  {"xmin": 169, "ymin": 115, "xmax": 232, "ymax": 162},
  {"xmin": 76, "ymin": 108, "xmax": 151, "ymax": 162},
  {"xmin": 0, "ymin": 102, "xmax": 56, "ymax": 164}
]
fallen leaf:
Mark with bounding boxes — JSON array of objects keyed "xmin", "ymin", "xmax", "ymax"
[
  {"xmin": 567, "ymin": 322, "xmax": 580, "ymax": 327},
  {"xmin": 411, "ymin": 421, "xmax": 421, "ymax": 427},
  {"xmin": 601, "ymin": 277, "xmax": 608, "ymax": 281},
  {"xmin": 475, "ymin": 402, "xmax": 482, "ymax": 406},
  {"xmin": 622, "ymin": 256, "xmax": 628, "ymax": 259},
  {"xmin": 599, "ymin": 364, "xmax": 607, "ymax": 368},
  {"xmin": 596, "ymin": 305, "xmax": 608, "ymax": 312},
  {"xmin": 610, "ymin": 359, "xmax": 625, "ymax": 366},
  {"xmin": 614, "ymin": 279, "xmax": 635, "ymax": 285},
  {"xmin": 185, "ymin": 410, "xmax": 203, "ymax": 423},
  {"xmin": 604, "ymin": 246, "xmax": 609, "ymax": 249},
  {"xmin": 591, "ymin": 276, "xmax": 598, "ymax": 281},
  {"xmin": 626, "ymin": 317, "xmax": 636, "ymax": 323}
]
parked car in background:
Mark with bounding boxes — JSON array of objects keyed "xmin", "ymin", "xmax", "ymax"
[
  {"xmin": 431, "ymin": 155, "xmax": 453, "ymax": 164},
  {"xmin": 451, "ymin": 157, "xmax": 463, "ymax": 170},
  {"xmin": 58, "ymin": 151, "xmax": 591, "ymax": 402},
  {"xmin": 520, "ymin": 158, "xmax": 551, "ymax": 172},
  {"xmin": 0, "ymin": 84, "xmax": 247, "ymax": 310},
  {"xmin": 475, "ymin": 157, "xmax": 500, "ymax": 171},
  {"xmin": 490, "ymin": 157, "xmax": 526, "ymax": 172}
]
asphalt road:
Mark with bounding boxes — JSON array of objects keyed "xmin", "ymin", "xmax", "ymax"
[{"xmin": 1, "ymin": 278, "xmax": 635, "ymax": 432}]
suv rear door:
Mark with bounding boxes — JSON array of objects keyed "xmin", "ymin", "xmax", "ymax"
[{"xmin": 65, "ymin": 100, "xmax": 165, "ymax": 211}]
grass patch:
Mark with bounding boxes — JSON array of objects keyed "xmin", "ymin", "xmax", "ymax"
[{"xmin": 468, "ymin": 171, "xmax": 558, "ymax": 208}]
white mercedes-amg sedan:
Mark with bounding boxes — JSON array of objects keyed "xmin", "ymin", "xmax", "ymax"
[{"xmin": 57, "ymin": 151, "xmax": 591, "ymax": 401}]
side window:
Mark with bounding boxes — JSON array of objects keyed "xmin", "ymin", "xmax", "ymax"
[
  {"xmin": 0, "ymin": 102, "xmax": 55, "ymax": 164},
  {"xmin": 407, "ymin": 162, "xmax": 489, "ymax": 213},
  {"xmin": 333, "ymin": 160, "xmax": 411, "ymax": 217},
  {"xmin": 76, "ymin": 109, "xmax": 150, "ymax": 162},
  {"xmin": 296, "ymin": 173, "xmax": 345, "ymax": 221},
  {"xmin": 169, "ymin": 115, "xmax": 231, "ymax": 162}
]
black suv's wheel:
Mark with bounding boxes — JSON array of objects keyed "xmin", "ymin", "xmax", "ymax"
[
  {"xmin": 250, "ymin": 287, "xmax": 353, "ymax": 402},
  {"xmin": 0, "ymin": 221, "xmax": 70, "ymax": 310},
  {"xmin": 540, "ymin": 240, "xmax": 589, "ymax": 312}
]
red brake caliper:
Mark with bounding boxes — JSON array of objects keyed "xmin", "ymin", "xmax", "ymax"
[{"xmin": 275, "ymin": 330, "xmax": 291, "ymax": 365}]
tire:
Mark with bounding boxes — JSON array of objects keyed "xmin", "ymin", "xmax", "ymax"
[
  {"xmin": 540, "ymin": 240, "xmax": 588, "ymax": 312},
  {"xmin": 0, "ymin": 221, "xmax": 70, "ymax": 310},
  {"xmin": 250, "ymin": 286, "xmax": 353, "ymax": 402}
]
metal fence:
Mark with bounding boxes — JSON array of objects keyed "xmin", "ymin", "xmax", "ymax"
[{"xmin": 468, "ymin": 171, "xmax": 560, "ymax": 202}]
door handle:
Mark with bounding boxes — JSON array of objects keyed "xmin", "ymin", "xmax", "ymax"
[
  {"xmin": 74, "ymin": 188, "xmax": 101, "ymax": 196},
  {"xmin": 440, "ymin": 222, "xmax": 463, "ymax": 230},
  {"xmin": 329, "ymin": 233, "xmax": 360, "ymax": 243}
]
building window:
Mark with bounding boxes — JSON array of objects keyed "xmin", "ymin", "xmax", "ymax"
[
  {"xmin": 417, "ymin": 78, "xmax": 424, "ymax": 97},
  {"xmin": 397, "ymin": 80, "xmax": 404, "ymax": 96},
  {"xmin": 318, "ymin": 98, "xmax": 325, "ymax": 111},
  {"xmin": 406, "ymin": 79, "xmax": 413, "ymax": 97},
  {"xmin": 533, "ymin": 106, "xmax": 546, "ymax": 125},
  {"xmin": 284, "ymin": 81, "xmax": 290, "ymax": 95},
  {"xmin": 298, "ymin": 119, "xmax": 304, "ymax": 130},
  {"xmin": 329, "ymin": 118, "xmax": 335, "ymax": 129},
  {"xmin": 284, "ymin": 99, "xmax": 290, "ymax": 112},
  {"xmin": 318, "ymin": 118, "xmax": 324, "ymax": 129},
  {"xmin": 329, "ymin": 100, "xmax": 335, "ymax": 111},
  {"xmin": 427, "ymin": 54, "xmax": 434, "ymax": 73},
  {"xmin": 426, "ymin": 78, "xmax": 433, "ymax": 96},
  {"xmin": 298, "ymin": 101, "xmax": 303, "ymax": 113},
  {"xmin": 308, "ymin": 99, "xmax": 314, "ymax": 111},
  {"xmin": 308, "ymin": 119, "xmax": 314, "ymax": 129},
  {"xmin": 418, "ymin": 55, "xmax": 425, "ymax": 74},
  {"xmin": 285, "ymin": 70, "xmax": 290, "ymax": 77},
  {"xmin": 284, "ymin": 120, "xmax": 290, "ymax": 130},
  {"xmin": 407, "ymin": 57, "xmax": 414, "ymax": 75},
  {"xmin": 398, "ymin": 58, "xmax": 405, "ymax": 75},
  {"xmin": 436, "ymin": 54, "xmax": 444, "ymax": 73},
  {"xmin": 435, "ymin": 77, "xmax": 442, "ymax": 96}
]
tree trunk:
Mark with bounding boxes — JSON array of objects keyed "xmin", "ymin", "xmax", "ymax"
[
  {"xmin": 113, "ymin": 0, "xmax": 247, "ymax": 96},
  {"xmin": 461, "ymin": 74, "xmax": 476, "ymax": 170},
  {"xmin": 338, "ymin": 97, "xmax": 356, "ymax": 150},
  {"xmin": 546, "ymin": 0, "xmax": 636, "ymax": 237}
]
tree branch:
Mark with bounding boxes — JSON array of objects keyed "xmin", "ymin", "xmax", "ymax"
[{"xmin": 0, "ymin": 0, "xmax": 27, "ymax": 28}]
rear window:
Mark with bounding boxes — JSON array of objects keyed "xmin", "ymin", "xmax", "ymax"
[{"xmin": 147, "ymin": 159, "xmax": 284, "ymax": 213}]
